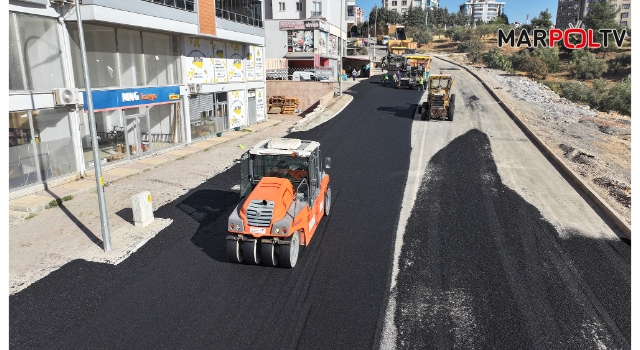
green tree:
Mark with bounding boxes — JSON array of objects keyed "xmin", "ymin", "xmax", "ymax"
[
  {"xmin": 510, "ymin": 48, "xmax": 531, "ymax": 71},
  {"xmin": 583, "ymin": 0, "xmax": 621, "ymax": 58},
  {"xmin": 531, "ymin": 9, "xmax": 553, "ymax": 29},
  {"xmin": 499, "ymin": 12, "xmax": 509, "ymax": 25},
  {"xmin": 568, "ymin": 49, "xmax": 607, "ymax": 79},
  {"xmin": 531, "ymin": 47, "xmax": 561, "ymax": 73},
  {"xmin": 482, "ymin": 48, "xmax": 513, "ymax": 71},
  {"xmin": 404, "ymin": 5, "xmax": 427, "ymax": 29},
  {"xmin": 605, "ymin": 75, "xmax": 631, "ymax": 115},
  {"xmin": 606, "ymin": 53, "xmax": 631, "ymax": 74},
  {"xmin": 458, "ymin": 35, "xmax": 484, "ymax": 63},
  {"xmin": 476, "ymin": 24, "xmax": 496, "ymax": 38},
  {"xmin": 369, "ymin": 6, "xmax": 403, "ymax": 29},
  {"xmin": 521, "ymin": 56, "xmax": 548, "ymax": 79}
]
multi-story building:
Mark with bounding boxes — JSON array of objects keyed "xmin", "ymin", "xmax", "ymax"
[
  {"xmin": 555, "ymin": 0, "xmax": 631, "ymax": 30},
  {"xmin": 263, "ymin": 0, "xmax": 348, "ymax": 80},
  {"xmin": 384, "ymin": 0, "xmax": 439, "ymax": 15},
  {"xmin": 354, "ymin": 6, "xmax": 365, "ymax": 25},
  {"xmin": 459, "ymin": 0, "xmax": 505, "ymax": 23},
  {"xmin": 9, "ymin": 0, "xmax": 267, "ymax": 195}
]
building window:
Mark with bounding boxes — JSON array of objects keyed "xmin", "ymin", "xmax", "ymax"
[
  {"xmin": 620, "ymin": 21, "xmax": 627, "ymax": 26},
  {"xmin": 296, "ymin": 2, "xmax": 303, "ymax": 11},
  {"xmin": 215, "ymin": 0, "xmax": 263, "ymax": 27},
  {"xmin": 9, "ymin": 13, "xmax": 66, "ymax": 92},
  {"xmin": 559, "ymin": 6, "xmax": 564, "ymax": 9},
  {"xmin": 620, "ymin": 12, "xmax": 628, "ymax": 17},
  {"xmin": 392, "ymin": 0, "xmax": 397, "ymax": 5},
  {"xmin": 401, "ymin": 8, "xmax": 407, "ymax": 14},
  {"xmin": 146, "ymin": 0, "xmax": 195, "ymax": 11},
  {"xmin": 610, "ymin": 4, "xmax": 617, "ymax": 9},
  {"xmin": 402, "ymin": 0, "xmax": 407, "ymax": 5},
  {"xmin": 67, "ymin": 24, "xmax": 181, "ymax": 89},
  {"xmin": 279, "ymin": 2, "xmax": 285, "ymax": 11},
  {"xmin": 313, "ymin": 1, "xmax": 322, "ymax": 16},
  {"xmin": 622, "ymin": 4, "xmax": 629, "ymax": 9}
]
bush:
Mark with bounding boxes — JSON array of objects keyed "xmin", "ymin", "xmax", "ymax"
[
  {"xmin": 607, "ymin": 53, "xmax": 631, "ymax": 74},
  {"xmin": 521, "ymin": 56, "xmax": 548, "ymax": 79},
  {"xmin": 539, "ymin": 80, "xmax": 560, "ymax": 94},
  {"xmin": 605, "ymin": 75, "xmax": 631, "ymax": 115},
  {"xmin": 568, "ymin": 49, "xmax": 607, "ymax": 80},
  {"xmin": 458, "ymin": 37, "xmax": 484, "ymax": 63},
  {"xmin": 559, "ymin": 81, "xmax": 590, "ymax": 104},
  {"xmin": 531, "ymin": 47, "xmax": 561, "ymax": 73},
  {"xmin": 586, "ymin": 78, "xmax": 608, "ymax": 110},
  {"xmin": 510, "ymin": 49, "xmax": 530, "ymax": 71},
  {"xmin": 482, "ymin": 48, "xmax": 513, "ymax": 72}
]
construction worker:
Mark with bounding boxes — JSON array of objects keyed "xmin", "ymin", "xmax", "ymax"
[
  {"xmin": 417, "ymin": 74, "xmax": 424, "ymax": 91},
  {"xmin": 383, "ymin": 72, "xmax": 389, "ymax": 86}
]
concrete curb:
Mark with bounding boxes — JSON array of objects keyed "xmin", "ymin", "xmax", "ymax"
[
  {"xmin": 434, "ymin": 55, "xmax": 631, "ymax": 239},
  {"xmin": 291, "ymin": 94, "xmax": 354, "ymax": 132}
]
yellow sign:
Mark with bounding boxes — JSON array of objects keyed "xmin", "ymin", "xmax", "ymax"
[
  {"xmin": 99, "ymin": 177, "xmax": 104, "ymax": 186},
  {"xmin": 169, "ymin": 94, "xmax": 180, "ymax": 100},
  {"xmin": 147, "ymin": 194, "xmax": 152, "ymax": 202}
]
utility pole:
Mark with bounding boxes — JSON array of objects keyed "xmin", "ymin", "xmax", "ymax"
[
  {"xmin": 374, "ymin": 7, "xmax": 377, "ymax": 62},
  {"xmin": 339, "ymin": 0, "xmax": 344, "ymax": 95},
  {"xmin": 74, "ymin": 0, "xmax": 111, "ymax": 252}
]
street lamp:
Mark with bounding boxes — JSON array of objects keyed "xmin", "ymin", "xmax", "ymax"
[
  {"xmin": 339, "ymin": 0, "xmax": 344, "ymax": 96},
  {"xmin": 74, "ymin": 0, "xmax": 111, "ymax": 251}
]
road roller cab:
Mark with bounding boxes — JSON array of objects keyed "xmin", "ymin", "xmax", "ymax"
[
  {"xmin": 226, "ymin": 138, "xmax": 331, "ymax": 268},
  {"xmin": 421, "ymin": 73, "xmax": 455, "ymax": 121}
]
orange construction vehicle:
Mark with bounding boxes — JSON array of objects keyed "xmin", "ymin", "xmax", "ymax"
[{"xmin": 226, "ymin": 138, "xmax": 331, "ymax": 268}]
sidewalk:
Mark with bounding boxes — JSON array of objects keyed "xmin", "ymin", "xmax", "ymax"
[{"xmin": 9, "ymin": 93, "xmax": 354, "ymax": 295}]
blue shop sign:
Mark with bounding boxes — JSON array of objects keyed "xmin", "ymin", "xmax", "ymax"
[{"xmin": 83, "ymin": 86, "xmax": 181, "ymax": 111}]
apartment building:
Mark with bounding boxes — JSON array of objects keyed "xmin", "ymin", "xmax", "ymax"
[
  {"xmin": 354, "ymin": 6, "xmax": 365, "ymax": 25},
  {"xmin": 555, "ymin": 0, "xmax": 631, "ymax": 30},
  {"xmin": 263, "ymin": 0, "xmax": 348, "ymax": 80},
  {"xmin": 9, "ymin": 0, "xmax": 266, "ymax": 194},
  {"xmin": 384, "ymin": 0, "xmax": 439, "ymax": 15},
  {"xmin": 459, "ymin": 0, "xmax": 505, "ymax": 23}
]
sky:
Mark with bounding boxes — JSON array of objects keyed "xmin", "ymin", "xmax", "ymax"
[{"xmin": 357, "ymin": 0, "xmax": 559, "ymax": 26}]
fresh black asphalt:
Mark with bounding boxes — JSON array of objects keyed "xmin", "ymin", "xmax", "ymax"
[
  {"xmin": 10, "ymin": 77, "xmax": 416, "ymax": 349},
  {"xmin": 10, "ymin": 74, "xmax": 630, "ymax": 349}
]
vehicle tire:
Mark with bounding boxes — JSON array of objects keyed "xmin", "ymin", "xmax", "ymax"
[
  {"xmin": 243, "ymin": 239, "xmax": 261, "ymax": 265},
  {"xmin": 448, "ymin": 94, "xmax": 456, "ymax": 121},
  {"xmin": 324, "ymin": 187, "xmax": 331, "ymax": 216},
  {"xmin": 226, "ymin": 238, "xmax": 244, "ymax": 263},
  {"xmin": 279, "ymin": 231, "xmax": 300, "ymax": 268},
  {"xmin": 261, "ymin": 241, "xmax": 279, "ymax": 267}
]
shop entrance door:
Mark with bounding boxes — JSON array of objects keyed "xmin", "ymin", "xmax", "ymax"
[
  {"xmin": 124, "ymin": 113, "xmax": 151, "ymax": 157},
  {"xmin": 247, "ymin": 91, "xmax": 257, "ymax": 125}
]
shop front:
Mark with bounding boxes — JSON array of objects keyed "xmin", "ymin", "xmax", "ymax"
[
  {"xmin": 80, "ymin": 86, "xmax": 183, "ymax": 166},
  {"xmin": 183, "ymin": 37, "xmax": 267, "ymax": 140}
]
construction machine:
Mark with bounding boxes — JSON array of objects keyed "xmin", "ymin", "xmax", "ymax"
[
  {"xmin": 421, "ymin": 73, "xmax": 455, "ymax": 121},
  {"xmin": 388, "ymin": 55, "xmax": 431, "ymax": 90},
  {"xmin": 226, "ymin": 138, "xmax": 331, "ymax": 268}
]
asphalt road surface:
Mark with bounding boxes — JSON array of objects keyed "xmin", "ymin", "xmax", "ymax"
[{"xmin": 10, "ymin": 60, "xmax": 630, "ymax": 349}]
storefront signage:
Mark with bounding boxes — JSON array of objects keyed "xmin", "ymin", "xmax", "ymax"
[
  {"xmin": 229, "ymin": 90, "xmax": 245, "ymax": 128},
  {"xmin": 288, "ymin": 30, "xmax": 314, "ymax": 53},
  {"xmin": 256, "ymin": 88, "xmax": 265, "ymax": 122},
  {"xmin": 254, "ymin": 47, "xmax": 264, "ymax": 80},
  {"xmin": 280, "ymin": 20, "xmax": 330, "ymax": 32},
  {"xmin": 83, "ymin": 86, "xmax": 181, "ymax": 111},
  {"xmin": 184, "ymin": 38, "xmax": 215, "ymax": 84},
  {"xmin": 214, "ymin": 59, "xmax": 228, "ymax": 82},
  {"xmin": 227, "ymin": 59, "xmax": 245, "ymax": 82},
  {"xmin": 246, "ymin": 46, "xmax": 255, "ymax": 81}
]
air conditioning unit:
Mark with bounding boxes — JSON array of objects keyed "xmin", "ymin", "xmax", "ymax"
[
  {"xmin": 53, "ymin": 88, "xmax": 81, "ymax": 105},
  {"xmin": 187, "ymin": 83, "xmax": 202, "ymax": 95}
]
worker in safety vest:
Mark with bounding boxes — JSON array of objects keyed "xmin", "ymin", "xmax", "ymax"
[{"xmin": 417, "ymin": 75, "xmax": 425, "ymax": 91}]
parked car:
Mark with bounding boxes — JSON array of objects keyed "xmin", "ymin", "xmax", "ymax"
[{"xmin": 291, "ymin": 71, "xmax": 328, "ymax": 81}]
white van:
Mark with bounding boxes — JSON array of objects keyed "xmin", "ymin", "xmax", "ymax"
[
  {"xmin": 381, "ymin": 35, "xmax": 390, "ymax": 45},
  {"xmin": 291, "ymin": 71, "xmax": 317, "ymax": 81}
]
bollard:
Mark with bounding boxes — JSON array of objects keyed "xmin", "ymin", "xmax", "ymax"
[{"xmin": 131, "ymin": 191, "xmax": 154, "ymax": 228}]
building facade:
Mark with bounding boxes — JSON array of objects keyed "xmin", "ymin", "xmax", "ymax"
[
  {"xmin": 459, "ymin": 0, "xmax": 504, "ymax": 23},
  {"xmin": 9, "ymin": 0, "xmax": 266, "ymax": 194},
  {"xmin": 555, "ymin": 0, "xmax": 631, "ymax": 30},
  {"xmin": 263, "ymin": 0, "xmax": 347, "ymax": 80},
  {"xmin": 384, "ymin": 0, "xmax": 439, "ymax": 15},
  {"xmin": 354, "ymin": 6, "xmax": 365, "ymax": 24}
]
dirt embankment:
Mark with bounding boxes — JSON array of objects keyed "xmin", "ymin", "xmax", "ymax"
[{"xmin": 446, "ymin": 53, "xmax": 631, "ymax": 225}]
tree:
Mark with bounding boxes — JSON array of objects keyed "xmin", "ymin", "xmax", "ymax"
[
  {"xmin": 605, "ymin": 75, "xmax": 631, "ymax": 115},
  {"xmin": 482, "ymin": 48, "xmax": 513, "ymax": 71},
  {"xmin": 369, "ymin": 6, "xmax": 403, "ymax": 30},
  {"xmin": 521, "ymin": 56, "xmax": 548, "ymax": 79},
  {"xmin": 583, "ymin": 0, "xmax": 621, "ymax": 58},
  {"xmin": 476, "ymin": 24, "xmax": 496, "ymax": 38},
  {"xmin": 531, "ymin": 9, "xmax": 553, "ymax": 29},
  {"xmin": 531, "ymin": 47, "xmax": 561, "ymax": 73},
  {"xmin": 404, "ymin": 5, "xmax": 427, "ymax": 29},
  {"xmin": 458, "ymin": 34, "xmax": 484, "ymax": 63},
  {"xmin": 606, "ymin": 53, "xmax": 631, "ymax": 74},
  {"xmin": 499, "ymin": 12, "xmax": 509, "ymax": 25},
  {"xmin": 568, "ymin": 49, "xmax": 607, "ymax": 79}
]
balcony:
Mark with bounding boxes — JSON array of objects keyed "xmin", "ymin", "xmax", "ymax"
[
  {"xmin": 311, "ymin": 11, "xmax": 322, "ymax": 16},
  {"xmin": 144, "ymin": 0, "xmax": 195, "ymax": 11},
  {"xmin": 216, "ymin": 8, "xmax": 263, "ymax": 27}
]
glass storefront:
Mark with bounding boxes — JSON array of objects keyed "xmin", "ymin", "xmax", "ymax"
[
  {"xmin": 9, "ymin": 13, "xmax": 66, "ymax": 92},
  {"xmin": 9, "ymin": 109, "xmax": 77, "ymax": 191},
  {"xmin": 189, "ymin": 92, "xmax": 229, "ymax": 140}
]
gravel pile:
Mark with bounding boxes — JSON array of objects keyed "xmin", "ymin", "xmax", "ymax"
[{"xmin": 491, "ymin": 71, "xmax": 598, "ymax": 122}]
